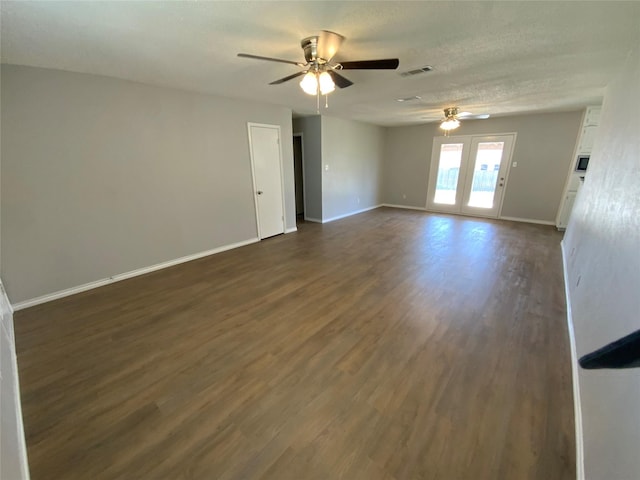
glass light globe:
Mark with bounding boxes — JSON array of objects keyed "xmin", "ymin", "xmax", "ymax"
[
  {"xmin": 318, "ymin": 71, "xmax": 335, "ymax": 95},
  {"xmin": 440, "ymin": 118, "xmax": 460, "ymax": 131},
  {"xmin": 300, "ymin": 72, "xmax": 318, "ymax": 95}
]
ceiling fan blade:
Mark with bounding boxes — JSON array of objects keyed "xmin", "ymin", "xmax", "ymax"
[
  {"xmin": 339, "ymin": 58, "xmax": 400, "ymax": 70},
  {"xmin": 317, "ymin": 30, "xmax": 345, "ymax": 62},
  {"xmin": 328, "ymin": 70, "xmax": 354, "ymax": 89},
  {"xmin": 269, "ymin": 71, "xmax": 306, "ymax": 85},
  {"xmin": 237, "ymin": 53, "xmax": 305, "ymax": 67},
  {"xmin": 458, "ymin": 113, "xmax": 491, "ymax": 120}
]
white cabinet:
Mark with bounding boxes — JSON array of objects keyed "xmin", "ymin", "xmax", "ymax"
[
  {"xmin": 584, "ymin": 107, "xmax": 601, "ymax": 126},
  {"xmin": 555, "ymin": 106, "xmax": 601, "ymax": 230},
  {"xmin": 578, "ymin": 125, "xmax": 598, "ymax": 153},
  {"xmin": 557, "ymin": 191, "xmax": 577, "ymax": 230}
]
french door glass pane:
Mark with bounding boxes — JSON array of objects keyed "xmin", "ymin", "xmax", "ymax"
[
  {"xmin": 467, "ymin": 142, "xmax": 505, "ymax": 208},
  {"xmin": 434, "ymin": 143, "xmax": 463, "ymax": 204}
]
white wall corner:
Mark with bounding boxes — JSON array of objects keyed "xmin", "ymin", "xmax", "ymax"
[
  {"xmin": 0, "ymin": 280, "xmax": 31, "ymax": 480},
  {"xmin": 285, "ymin": 226, "xmax": 298, "ymax": 234},
  {"xmin": 560, "ymin": 242, "xmax": 585, "ymax": 480}
]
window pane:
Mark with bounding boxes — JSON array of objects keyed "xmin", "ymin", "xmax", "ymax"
[
  {"xmin": 467, "ymin": 142, "xmax": 504, "ymax": 208},
  {"xmin": 434, "ymin": 143, "xmax": 463, "ymax": 204}
]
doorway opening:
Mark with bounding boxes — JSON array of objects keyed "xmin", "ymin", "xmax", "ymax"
[{"xmin": 293, "ymin": 133, "xmax": 305, "ymax": 224}]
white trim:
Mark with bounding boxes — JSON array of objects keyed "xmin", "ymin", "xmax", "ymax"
[
  {"xmin": 321, "ymin": 205, "xmax": 382, "ymax": 223},
  {"xmin": 498, "ymin": 216, "xmax": 556, "ymax": 226},
  {"xmin": 304, "ymin": 216, "xmax": 322, "ymax": 223},
  {"xmin": 0, "ymin": 281, "xmax": 30, "ymax": 479},
  {"xmin": 381, "ymin": 205, "xmax": 555, "ymax": 226},
  {"xmin": 285, "ymin": 226, "xmax": 298, "ymax": 234},
  {"xmin": 560, "ymin": 242, "xmax": 585, "ymax": 480},
  {"xmin": 381, "ymin": 203, "xmax": 427, "ymax": 211},
  {"xmin": 247, "ymin": 124, "xmax": 262, "ymax": 239},
  {"xmin": 12, "ymin": 238, "xmax": 259, "ymax": 311}
]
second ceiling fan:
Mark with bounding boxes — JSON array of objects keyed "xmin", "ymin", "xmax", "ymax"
[
  {"xmin": 436, "ymin": 107, "xmax": 490, "ymax": 134},
  {"xmin": 237, "ymin": 30, "xmax": 399, "ymax": 97}
]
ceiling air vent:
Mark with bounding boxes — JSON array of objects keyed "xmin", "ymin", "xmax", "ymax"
[{"xmin": 400, "ymin": 65, "xmax": 433, "ymax": 77}]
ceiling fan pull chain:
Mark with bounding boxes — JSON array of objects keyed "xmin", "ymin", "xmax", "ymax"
[
  {"xmin": 325, "ymin": 95, "xmax": 329, "ymax": 108},
  {"xmin": 316, "ymin": 90, "xmax": 320, "ymax": 113}
]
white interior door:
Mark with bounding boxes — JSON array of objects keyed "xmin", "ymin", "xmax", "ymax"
[
  {"xmin": 426, "ymin": 134, "xmax": 515, "ymax": 218},
  {"xmin": 248, "ymin": 123, "xmax": 285, "ymax": 239}
]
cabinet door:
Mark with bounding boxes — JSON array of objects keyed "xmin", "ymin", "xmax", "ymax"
[
  {"xmin": 557, "ymin": 191, "xmax": 577, "ymax": 230},
  {"xmin": 578, "ymin": 125, "xmax": 597, "ymax": 153},
  {"xmin": 584, "ymin": 106, "xmax": 601, "ymax": 126}
]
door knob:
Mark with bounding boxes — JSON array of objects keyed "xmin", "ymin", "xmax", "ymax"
[{"xmin": 257, "ymin": 190, "xmax": 264, "ymax": 195}]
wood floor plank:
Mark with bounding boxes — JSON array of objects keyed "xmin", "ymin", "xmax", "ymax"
[{"xmin": 14, "ymin": 208, "xmax": 575, "ymax": 479}]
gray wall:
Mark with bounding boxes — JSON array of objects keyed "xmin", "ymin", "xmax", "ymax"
[
  {"xmin": 563, "ymin": 49, "xmax": 640, "ymax": 479},
  {"xmin": 383, "ymin": 125, "xmax": 431, "ymax": 208},
  {"xmin": 321, "ymin": 116, "xmax": 384, "ymax": 221},
  {"xmin": 292, "ymin": 116, "xmax": 322, "ymax": 222},
  {"xmin": 1, "ymin": 65, "xmax": 295, "ymax": 304},
  {"xmin": 383, "ymin": 111, "xmax": 582, "ymax": 222}
]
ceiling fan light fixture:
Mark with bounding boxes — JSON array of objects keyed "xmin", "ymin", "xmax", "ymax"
[
  {"xmin": 318, "ymin": 71, "xmax": 335, "ymax": 95},
  {"xmin": 440, "ymin": 118, "xmax": 460, "ymax": 131},
  {"xmin": 300, "ymin": 71, "xmax": 318, "ymax": 95},
  {"xmin": 300, "ymin": 71, "xmax": 336, "ymax": 96}
]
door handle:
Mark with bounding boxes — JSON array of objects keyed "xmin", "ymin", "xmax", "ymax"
[{"xmin": 257, "ymin": 190, "xmax": 264, "ymax": 195}]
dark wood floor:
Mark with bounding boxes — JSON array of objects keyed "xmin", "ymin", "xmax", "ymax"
[{"xmin": 15, "ymin": 208, "xmax": 575, "ymax": 479}]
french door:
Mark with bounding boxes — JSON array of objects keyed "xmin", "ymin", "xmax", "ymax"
[{"xmin": 426, "ymin": 134, "xmax": 515, "ymax": 218}]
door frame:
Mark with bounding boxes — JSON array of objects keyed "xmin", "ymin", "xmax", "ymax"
[
  {"xmin": 425, "ymin": 132, "xmax": 517, "ymax": 219},
  {"xmin": 293, "ymin": 132, "xmax": 307, "ymax": 219},
  {"xmin": 247, "ymin": 122, "xmax": 286, "ymax": 239}
]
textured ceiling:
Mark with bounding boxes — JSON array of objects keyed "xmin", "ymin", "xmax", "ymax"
[{"xmin": 1, "ymin": 1, "xmax": 639, "ymax": 126}]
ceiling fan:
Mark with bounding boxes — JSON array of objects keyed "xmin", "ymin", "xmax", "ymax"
[
  {"xmin": 237, "ymin": 30, "xmax": 399, "ymax": 100},
  {"xmin": 432, "ymin": 107, "xmax": 491, "ymax": 134}
]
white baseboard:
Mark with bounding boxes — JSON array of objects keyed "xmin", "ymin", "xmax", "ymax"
[
  {"xmin": 381, "ymin": 203, "xmax": 427, "ymax": 211},
  {"xmin": 560, "ymin": 242, "xmax": 585, "ymax": 480},
  {"xmin": 285, "ymin": 226, "xmax": 297, "ymax": 234},
  {"xmin": 304, "ymin": 216, "xmax": 322, "ymax": 223},
  {"xmin": 321, "ymin": 204, "xmax": 382, "ymax": 223},
  {"xmin": 12, "ymin": 237, "xmax": 260, "ymax": 311},
  {"xmin": 499, "ymin": 216, "xmax": 555, "ymax": 226},
  {"xmin": 382, "ymin": 207, "xmax": 556, "ymax": 227},
  {"xmin": 0, "ymin": 281, "xmax": 30, "ymax": 479}
]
